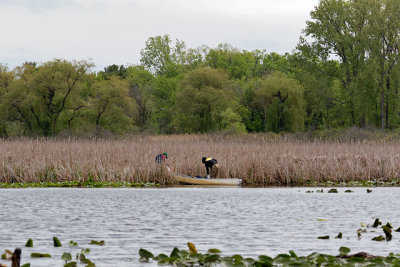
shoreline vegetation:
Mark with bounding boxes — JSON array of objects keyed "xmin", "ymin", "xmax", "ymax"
[{"xmin": 2, "ymin": 133, "xmax": 400, "ymax": 187}]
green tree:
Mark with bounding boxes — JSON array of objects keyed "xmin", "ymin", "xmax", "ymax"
[
  {"xmin": 254, "ymin": 72, "xmax": 305, "ymax": 132},
  {"xmin": 0, "ymin": 64, "xmax": 15, "ymax": 136},
  {"xmin": 140, "ymin": 34, "xmax": 187, "ymax": 76},
  {"xmin": 2, "ymin": 60, "xmax": 93, "ymax": 136},
  {"xmin": 88, "ymin": 76, "xmax": 137, "ymax": 134},
  {"xmin": 98, "ymin": 64, "xmax": 128, "ymax": 79},
  {"xmin": 173, "ymin": 67, "xmax": 243, "ymax": 133},
  {"xmin": 125, "ymin": 66, "xmax": 154, "ymax": 130}
]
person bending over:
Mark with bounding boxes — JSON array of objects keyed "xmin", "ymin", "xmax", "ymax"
[
  {"xmin": 155, "ymin": 152, "xmax": 168, "ymax": 163},
  {"xmin": 202, "ymin": 157, "xmax": 219, "ymax": 178}
]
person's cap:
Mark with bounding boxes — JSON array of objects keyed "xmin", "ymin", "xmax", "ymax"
[{"xmin": 163, "ymin": 152, "xmax": 168, "ymax": 158}]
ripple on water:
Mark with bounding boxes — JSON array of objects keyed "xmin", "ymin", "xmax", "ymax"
[{"xmin": 0, "ymin": 187, "xmax": 400, "ymax": 266}]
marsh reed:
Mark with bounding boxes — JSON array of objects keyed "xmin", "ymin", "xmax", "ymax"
[{"xmin": 1, "ymin": 134, "xmax": 400, "ymax": 185}]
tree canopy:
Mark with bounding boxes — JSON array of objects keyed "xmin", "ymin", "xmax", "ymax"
[{"xmin": 2, "ymin": 0, "xmax": 400, "ymax": 137}]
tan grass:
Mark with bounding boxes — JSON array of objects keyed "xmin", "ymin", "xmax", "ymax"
[{"xmin": 1, "ymin": 134, "xmax": 400, "ymax": 185}]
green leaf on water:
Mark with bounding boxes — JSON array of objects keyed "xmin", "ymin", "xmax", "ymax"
[
  {"xmin": 68, "ymin": 241, "xmax": 78, "ymax": 247},
  {"xmin": 394, "ymin": 227, "xmax": 400, "ymax": 232},
  {"xmin": 317, "ymin": 236, "xmax": 330, "ymax": 239},
  {"xmin": 81, "ymin": 248, "xmax": 90, "ymax": 255},
  {"xmin": 61, "ymin": 252, "xmax": 72, "ymax": 262},
  {"xmin": 383, "ymin": 225, "xmax": 392, "ymax": 241},
  {"xmin": 204, "ymin": 254, "xmax": 220, "ymax": 263},
  {"xmin": 139, "ymin": 248, "xmax": 154, "ymax": 262},
  {"xmin": 89, "ymin": 240, "xmax": 104, "ymax": 246},
  {"xmin": 31, "ymin": 253, "xmax": 51, "ymax": 258},
  {"xmin": 372, "ymin": 218, "xmax": 381, "ymax": 227},
  {"xmin": 367, "ymin": 189, "xmax": 372, "ymax": 193},
  {"xmin": 345, "ymin": 190, "xmax": 353, "ymax": 193},
  {"xmin": 384, "ymin": 222, "xmax": 393, "ymax": 228},
  {"xmin": 289, "ymin": 250, "xmax": 297, "ymax": 257},
  {"xmin": 328, "ymin": 188, "xmax": 338, "ymax": 193},
  {"xmin": 339, "ymin": 247, "xmax": 351, "ymax": 256},
  {"xmin": 64, "ymin": 262, "xmax": 77, "ymax": 267},
  {"xmin": 25, "ymin": 239, "xmax": 33, "ymax": 247},
  {"xmin": 154, "ymin": 253, "xmax": 168, "ymax": 261},
  {"xmin": 21, "ymin": 264, "xmax": 31, "ymax": 267},
  {"xmin": 207, "ymin": 248, "xmax": 221, "ymax": 254},
  {"xmin": 372, "ymin": 235, "xmax": 385, "ymax": 241},
  {"xmin": 317, "ymin": 219, "xmax": 327, "ymax": 221},
  {"xmin": 232, "ymin": 254, "xmax": 244, "ymax": 261},
  {"xmin": 335, "ymin": 232, "xmax": 343, "ymax": 239},
  {"xmin": 53, "ymin": 237, "xmax": 62, "ymax": 247},
  {"xmin": 170, "ymin": 247, "xmax": 180, "ymax": 258}
]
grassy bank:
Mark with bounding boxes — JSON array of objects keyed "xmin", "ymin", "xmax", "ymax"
[{"xmin": 1, "ymin": 134, "xmax": 400, "ymax": 186}]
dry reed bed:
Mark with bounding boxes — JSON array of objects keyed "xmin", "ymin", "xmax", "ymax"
[{"xmin": 1, "ymin": 135, "xmax": 400, "ymax": 185}]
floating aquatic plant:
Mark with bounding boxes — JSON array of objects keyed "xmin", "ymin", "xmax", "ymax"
[
  {"xmin": 372, "ymin": 235, "xmax": 385, "ymax": 242},
  {"xmin": 25, "ymin": 239, "xmax": 33, "ymax": 247},
  {"xmin": 68, "ymin": 241, "xmax": 78, "ymax": 247},
  {"xmin": 1, "ymin": 249, "xmax": 12, "ymax": 260},
  {"xmin": 53, "ymin": 237, "xmax": 62, "ymax": 247},
  {"xmin": 372, "ymin": 218, "xmax": 382, "ymax": 227},
  {"xmin": 61, "ymin": 252, "xmax": 72, "ymax": 263},
  {"xmin": 89, "ymin": 240, "xmax": 104, "ymax": 246},
  {"xmin": 31, "ymin": 253, "xmax": 51, "ymax": 258}
]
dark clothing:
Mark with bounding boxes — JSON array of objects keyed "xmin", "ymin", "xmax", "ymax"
[
  {"xmin": 203, "ymin": 158, "xmax": 218, "ymax": 176},
  {"xmin": 155, "ymin": 154, "xmax": 167, "ymax": 163}
]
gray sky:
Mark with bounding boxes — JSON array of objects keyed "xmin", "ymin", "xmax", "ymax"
[{"xmin": 0, "ymin": 0, "xmax": 319, "ymax": 70}]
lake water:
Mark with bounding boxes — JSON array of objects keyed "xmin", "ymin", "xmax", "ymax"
[{"xmin": 1, "ymin": 187, "xmax": 400, "ymax": 266}]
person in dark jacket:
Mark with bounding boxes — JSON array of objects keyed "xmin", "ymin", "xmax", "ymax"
[
  {"xmin": 155, "ymin": 152, "xmax": 168, "ymax": 163},
  {"xmin": 202, "ymin": 157, "xmax": 219, "ymax": 178}
]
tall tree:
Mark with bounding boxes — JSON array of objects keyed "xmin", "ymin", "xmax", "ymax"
[
  {"xmin": 88, "ymin": 76, "xmax": 137, "ymax": 134},
  {"xmin": 172, "ymin": 67, "xmax": 244, "ymax": 133},
  {"xmin": 254, "ymin": 72, "xmax": 305, "ymax": 132},
  {"xmin": 140, "ymin": 34, "xmax": 187, "ymax": 76},
  {"xmin": 125, "ymin": 66, "xmax": 154, "ymax": 130}
]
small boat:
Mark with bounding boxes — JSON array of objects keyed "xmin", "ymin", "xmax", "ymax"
[{"xmin": 174, "ymin": 174, "xmax": 242, "ymax": 186}]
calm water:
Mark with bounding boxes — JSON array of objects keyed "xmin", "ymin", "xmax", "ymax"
[{"xmin": 1, "ymin": 187, "xmax": 400, "ymax": 266}]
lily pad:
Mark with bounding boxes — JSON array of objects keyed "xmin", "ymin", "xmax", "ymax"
[
  {"xmin": 53, "ymin": 237, "xmax": 62, "ymax": 247},
  {"xmin": 31, "ymin": 253, "xmax": 51, "ymax": 258},
  {"xmin": 139, "ymin": 248, "xmax": 154, "ymax": 262},
  {"xmin": 383, "ymin": 225, "xmax": 392, "ymax": 241},
  {"xmin": 328, "ymin": 188, "xmax": 338, "ymax": 193},
  {"xmin": 207, "ymin": 248, "xmax": 221, "ymax": 254},
  {"xmin": 204, "ymin": 254, "xmax": 220, "ymax": 263},
  {"xmin": 68, "ymin": 241, "xmax": 78, "ymax": 247},
  {"xmin": 61, "ymin": 252, "xmax": 72, "ymax": 262},
  {"xmin": 25, "ymin": 239, "xmax": 33, "ymax": 247},
  {"xmin": 317, "ymin": 235, "xmax": 330, "ymax": 239},
  {"xmin": 372, "ymin": 235, "xmax": 385, "ymax": 241},
  {"xmin": 372, "ymin": 218, "xmax": 382, "ymax": 227},
  {"xmin": 339, "ymin": 246, "xmax": 351, "ymax": 256},
  {"xmin": 89, "ymin": 240, "xmax": 104, "ymax": 246}
]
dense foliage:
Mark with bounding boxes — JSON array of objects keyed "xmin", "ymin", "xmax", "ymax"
[{"xmin": 1, "ymin": 0, "xmax": 400, "ymax": 137}]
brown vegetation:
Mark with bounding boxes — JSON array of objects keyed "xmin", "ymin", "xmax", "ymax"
[{"xmin": 1, "ymin": 134, "xmax": 400, "ymax": 185}]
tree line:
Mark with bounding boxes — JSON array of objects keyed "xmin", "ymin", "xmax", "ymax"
[{"xmin": 1, "ymin": 0, "xmax": 399, "ymax": 137}]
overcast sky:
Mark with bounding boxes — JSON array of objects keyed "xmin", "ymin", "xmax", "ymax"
[{"xmin": 0, "ymin": 0, "xmax": 319, "ymax": 70}]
